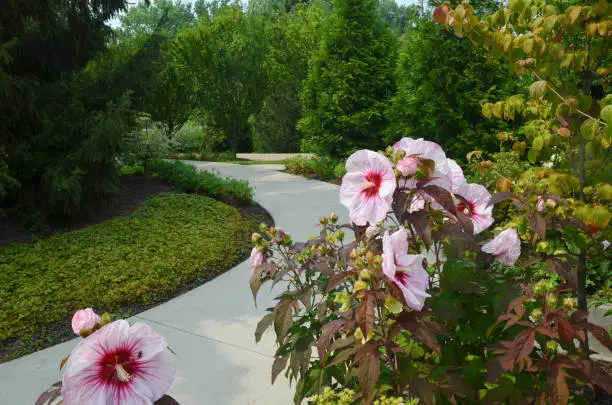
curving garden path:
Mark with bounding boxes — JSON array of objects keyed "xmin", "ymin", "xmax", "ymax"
[
  {"xmin": 1, "ymin": 161, "xmax": 610, "ymax": 404},
  {"xmin": 0, "ymin": 162, "xmax": 347, "ymax": 405}
]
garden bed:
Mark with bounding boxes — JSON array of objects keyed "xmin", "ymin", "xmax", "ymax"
[{"xmin": 0, "ymin": 176, "xmax": 272, "ymax": 362}]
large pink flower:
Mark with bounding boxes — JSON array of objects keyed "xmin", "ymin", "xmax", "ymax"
[
  {"xmin": 71, "ymin": 308, "xmax": 101, "ymax": 335},
  {"xmin": 393, "ymin": 138, "xmax": 451, "ymax": 191},
  {"xmin": 62, "ymin": 320, "xmax": 175, "ymax": 405},
  {"xmin": 250, "ymin": 247, "xmax": 266, "ymax": 273},
  {"xmin": 481, "ymin": 228, "xmax": 521, "ymax": 266},
  {"xmin": 454, "ymin": 182, "xmax": 494, "ymax": 234},
  {"xmin": 340, "ymin": 150, "xmax": 396, "ymax": 226},
  {"xmin": 382, "ymin": 228, "xmax": 430, "ymax": 311},
  {"xmin": 446, "ymin": 158, "xmax": 466, "ymax": 193}
]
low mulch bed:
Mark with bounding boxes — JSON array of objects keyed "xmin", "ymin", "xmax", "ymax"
[{"xmin": 0, "ymin": 175, "xmax": 272, "ymax": 362}]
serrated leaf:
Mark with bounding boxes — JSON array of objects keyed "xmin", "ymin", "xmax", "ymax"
[
  {"xmin": 355, "ymin": 344, "xmax": 380, "ymax": 404},
  {"xmin": 487, "ymin": 191, "xmax": 516, "ymax": 207},
  {"xmin": 271, "ymin": 355, "xmax": 289, "ymax": 384},
  {"xmin": 274, "ymin": 301, "xmax": 293, "ymax": 344},
  {"xmin": 530, "ymin": 80, "xmax": 547, "ymax": 99},
  {"xmin": 317, "ymin": 319, "xmax": 345, "ymax": 361},
  {"xmin": 255, "ymin": 312, "xmax": 275, "ymax": 343},
  {"xmin": 328, "ymin": 345, "xmax": 359, "ymax": 367},
  {"xmin": 356, "ymin": 292, "xmax": 375, "ymax": 339},
  {"xmin": 566, "ymin": 6, "xmax": 582, "ymax": 24},
  {"xmin": 423, "ymin": 185, "xmax": 457, "ymax": 217},
  {"xmin": 580, "ymin": 119, "xmax": 599, "ymax": 139},
  {"xmin": 587, "ymin": 322, "xmax": 612, "ymax": 351}
]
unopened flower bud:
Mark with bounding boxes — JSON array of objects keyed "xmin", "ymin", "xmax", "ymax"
[
  {"xmin": 354, "ymin": 256, "xmax": 366, "ymax": 269},
  {"xmin": 349, "ymin": 249, "xmax": 359, "ymax": 261},
  {"xmin": 336, "ymin": 230, "xmax": 345, "ymax": 241},
  {"xmin": 100, "ymin": 312, "xmax": 113, "ymax": 326},
  {"xmin": 259, "ymin": 222, "xmax": 268, "ymax": 232},
  {"xmin": 372, "ymin": 255, "xmax": 383, "ymax": 268},
  {"xmin": 530, "ymin": 308, "xmax": 543, "ymax": 322},
  {"xmin": 320, "ymin": 217, "xmax": 329, "ymax": 225},
  {"xmin": 546, "ymin": 340, "xmax": 559, "ymax": 354},
  {"xmin": 326, "ymin": 234, "xmax": 336, "ymax": 243},
  {"xmin": 329, "ymin": 212, "xmax": 338, "ymax": 223},
  {"xmin": 365, "ymin": 251, "xmax": 375, "ymax": 263},
  {"xmin": 546, "ymin": 294, "xmax": 559, "ymax": 310},
  {"xmin": 282, "ymin": 234, "xmax": 292, "ymax": 246},
  {"xmin": 562, "ymin": 298, "xmax": 576, "ymax": 311},
  {"xmin": 251, "ymin": 232, "xmax": 262, "ymax": 243},
  {"xmin": 359, "ymin": 269, "xmax": 371, "ymax": 281},
  {"xmin": 274, "ymin": 229, "xmax": 285, "ymax": 243}
]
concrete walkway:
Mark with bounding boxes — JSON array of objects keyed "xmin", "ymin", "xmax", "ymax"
[
  {"xmin": 1, "ymin": 162, "xmax": 610, "ymax": 404},
  {"xmin": 236, "ymin": 153, "xmax": 314, "ymax": 161},
  {"xmin": 0, "ymin": 162, "xmax": 346, "ymax": 405}
]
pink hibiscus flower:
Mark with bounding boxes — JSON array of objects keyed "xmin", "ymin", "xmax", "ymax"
[
  {"xmin": 393, "ymin": 138, "xmax": 452, "ymax": 191},
  {"xmin": 382, "ymin": 228, "xmax": 430, "ymax": 311},
  {"xmin": 481, "ymin": 228, "xmax": 521, "ymax": 266},
  {"xmin": 454, "ymin": 182, "xmax": 494, "ymax": 234},
  {"xmin": 71, "ymin": 308, "xmax": 101, "ymax": 336},
  {"xmin": 250, "ymin": 247, "xmax": 266, "ymax": 273},
  {"xmin": 61, "ymin": 320, "xmax": 175, "ymax": 405},
  {"xmin": 446, "ymin": 158, "xmax": 466, "ymax": 193},
  {"xmin": 340, "ymin": 150, "xmax": 396, "ymax": 226}
]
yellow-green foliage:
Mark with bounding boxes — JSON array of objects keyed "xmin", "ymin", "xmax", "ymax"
[{"xmin": 0, "ymin": 193, "xmax": 252, "ymax": 349}]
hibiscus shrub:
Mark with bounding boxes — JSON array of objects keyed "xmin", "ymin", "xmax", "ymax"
[{"xmin": 251, "ymin": 139, "xmax": 612, "ymax": 404}]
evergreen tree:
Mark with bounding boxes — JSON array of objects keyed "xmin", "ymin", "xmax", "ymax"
[
  {"xmin": 298, "ymin": 0, "xmax": 397, "ymax": 158},
  {"xmin": 385, "ymin": 18, "xmax": 524, "ymax": 161}
]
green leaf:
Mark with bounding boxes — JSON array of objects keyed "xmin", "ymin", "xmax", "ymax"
[
  {"xmin": 533, "ymin": 135, "xmax": 545, "ymax": 152},
  {"xmin": 601, "ymin": 104, "xmax": 612, "ymax": 124}
]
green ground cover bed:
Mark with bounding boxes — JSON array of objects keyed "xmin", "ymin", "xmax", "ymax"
[{"xmin": 0, "ymin": 192, "xmax": 260, "ymax": 362}]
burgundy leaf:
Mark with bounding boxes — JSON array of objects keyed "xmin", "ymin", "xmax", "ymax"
[
  {"xmin": 325, "ymin": 272, "xmax": 348, "ymax": 294},
  {"xmin": 34, "ymin": 382, "xmax": 62, "ymax": 405},
  {"xmin": 546, "ymin": 258, "xmax": 577, "ymax": 289},
  {"xmin": 570, "ymin": 310, "xmax": 588, "ymax": 325},
  {"xmin": 406, "ymin": 211, "xmax": 432, "ymax": 248},
  {"xmin": 487, "ymin": 191, "xmax": 517, "ymax": 207},
  {"xmin": 587, "ymin": 322, "xmax": 612, "ymax": 351},
  {"xmin": 423, "ymin": 185, "xmax": 457, "ymax": 217},
  {"xmin": 355, "ymin": 344, "xmax": 381, "ymax": 405},
  {"xmin": 317, "ymin": 319, "xmax": 345, "ymax": 361},
  {"xmin": 328, "ymin": 345, "xmax": 359, "ymax": 367},
  {"xmin": 515, "ymin": 329, "xmax": 536, "ymax": 364},
  {"xmin": 273, "ymin": 300, "xmax": 293, "ymax": 345},
  {"xmin": 530, "ymin": 213, "xmax": 546, "ymax": 239},
  {"xmin": 392, "ymin": 190, "xmax": 411, "ymax": 222},
  {"xmin": 255, "ymin": 312, "xmax": 275, "ymax": 343},
  {"xmin": 385, "ymin": 276, "xmax": 407, "ymax": 306},
  {"xmin": 271, "ymin": 355, "xmax": 289, "ymax": 384},
  {"xmin": 557, "ymin": 318, "xmax": 575, "ymax": 346},
  {"xmin": 356, "ymin": 291, "xmax": 375, "ymax": 339},
  {"xmin": 548, "ymin": 363, "xmax": 569, "ymax": 405}
]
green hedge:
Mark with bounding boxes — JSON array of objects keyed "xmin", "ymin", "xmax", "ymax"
[
  {"xmin": 0, "ymin": 193, "xmax": 253, "ymax": 359},
  {"xmin": 150, "ymin": 160, "xmax": 254, "ymax": 204}
]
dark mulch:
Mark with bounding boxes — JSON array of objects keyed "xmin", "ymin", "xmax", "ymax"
[
  {"xmin": 0, "ymin": 176, "xmax": 174, "ymax": 246},
  {"xmin": 0, "ymin": 174, "xmax": 273, "ymax": 363}
]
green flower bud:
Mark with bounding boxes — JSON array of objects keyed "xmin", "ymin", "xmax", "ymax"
[
  {"xmin": 259, "ymin": 222, "xmax": 268, "ymax": 232},
  {"xmin": 251, "ymin": 232, "xmax": 262, "ymax": 243},
  {"xmin": 563, "ymin": 297, "xmax": 576, "ymax": 311},
  {"xmin": 531, "ymin": 308, "xmax": 543, "ymax": 321},
  {"xmin": 336, "ymin": 230, "xmax": 345, "ymax": 241},
  {"xmin": 546, "ymin": 340, "xmax": 559, "ymax": 355},
  {"xmin": 547, "ymin": 294, "xmax": 559, "ymax": 310},
  {"xmin": 354, "ymin": 256, "xmax": 366, "ymax": 269},
  {"xmin": 320, "ymin": 216, "xmax": 329, "ymax": 225},
  {"xmin": 329, "ymin": 212, "xmax": 338, "ymax": 223},
  {"xmin": 100, "ymin": 312, "xmax": 113, "ymax": 326}
]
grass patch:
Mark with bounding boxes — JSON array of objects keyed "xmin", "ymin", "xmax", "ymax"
[
  {"xmin": 0, "ymin": 193, "xmax": 255, "ymax": 361},
  {"xmin": 230, "ymin": 160, "xmax": 286, "ymax": 165},
  {"xmin": 149, "ymin": 160, "xmax": 254, "ymax": 204},
  {"xmin": 284, "ymin": 155, "xmax": 346, "ymax": 182}
]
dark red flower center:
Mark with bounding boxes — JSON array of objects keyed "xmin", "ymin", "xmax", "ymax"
[
  {"xmin": 395, "ymin": 271, "xmax": 411, "ymax": 288},
  {"xmin": 456, "ymin": 199, "xmax": 475, "ymax": 215},
  {"xmin": 361, "ymin": 171, "xmax": 383, "ymax": 199},
  {"xmin": 99, "ymin": 349, "xmax": 137, "ymax": 385}
]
